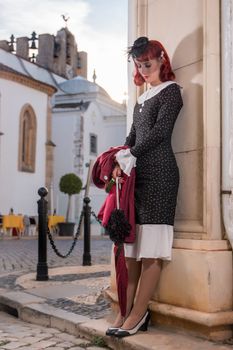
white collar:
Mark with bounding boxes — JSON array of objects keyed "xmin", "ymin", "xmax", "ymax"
[{"xmin": 138, "ymin": 81, "xmax": 176, "ymax": 105}]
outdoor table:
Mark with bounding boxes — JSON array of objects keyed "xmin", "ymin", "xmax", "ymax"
[
  {"xmin": 48, "ymin": 215, "xmax": 65, "ymax": 231},
  {"xmin": 2, "ymin": 215, "xmax": 24, "ymax": 237}
]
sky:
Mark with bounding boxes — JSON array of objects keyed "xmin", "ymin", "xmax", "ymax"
[{"xmin": 0, "ymin": 0, "xmax": 128, "ymax": 103}]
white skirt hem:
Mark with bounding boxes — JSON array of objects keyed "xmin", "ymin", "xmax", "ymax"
[{"xmin": 124, "ymin": 224, "xmax": 174, "ymax": 262}]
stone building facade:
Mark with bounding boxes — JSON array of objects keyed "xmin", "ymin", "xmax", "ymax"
[
  {"xmin": 0, "ymin": 51, "xmax": 57, "ymax": 215},
  {"xmin": 52, "ymin": 76, "xmax": 126, "ymax": 226},
  {"xmin": 108, "ymin": 0, "xmax": 233, "ymax": 341},
  {"xmin": 0, "ymin": 27, "xmax": 126, "ymax": 220}
]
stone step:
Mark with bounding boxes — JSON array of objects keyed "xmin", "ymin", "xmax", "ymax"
[{"xmin": 0, "ymin": 289, "xmax": 231, "ymax": 350}]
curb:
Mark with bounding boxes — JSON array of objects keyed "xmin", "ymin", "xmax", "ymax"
[
  {"xmin": 0, "ymin": 289, "xmax": 150, "ymax": 350},
  {"xmin": 0, "ymin": 289, "xmax": 231, "ymax": 350}
]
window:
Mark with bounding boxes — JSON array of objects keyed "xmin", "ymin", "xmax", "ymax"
[
  {"xmin": 18, "ymin": 104, "xmax": 37, "ymax": 172},
  {"xmin": 90, "ymin": 134, "xmax": 97, "ymax": 155}
]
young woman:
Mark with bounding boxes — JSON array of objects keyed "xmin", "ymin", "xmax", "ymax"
[{"xmin": 106, "ymin": 37, "xmax": 183, "ymax": 338}]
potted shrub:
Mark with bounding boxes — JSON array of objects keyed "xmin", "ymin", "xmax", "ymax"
[{"xmin": 58, "ymin": 173, "xmax": 82, "ymax": 236}]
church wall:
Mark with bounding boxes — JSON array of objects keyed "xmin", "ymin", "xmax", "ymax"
[
  {"xmin": 52, "ymin": 95, "xmax": 126, "ymax": 234},
  {"xmin": 84, "ymin": 102, "xmax": 126, "ymax": 226},
  {"xmin": 0, "ymin": 78, "xmax": 48, "ymax": 215},
  {"xmin": 87, "ymin": 103, "xmax": 126, "ymax": 155},
  {"xmin": 52, "ymin": 109, "xmax": 79, "ymax": 221}
]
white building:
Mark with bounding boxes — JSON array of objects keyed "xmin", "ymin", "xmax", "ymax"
[
  {"xmin": 0, "ymin": 46, "xmax": 126, "ymax": 224},
  {"xmin": 0, "ymin": 48, "xmax": 63, "ymax": 216},
  {"xmin": 52, "ymin": 76, "xmax": 126, "ymax": 229}
]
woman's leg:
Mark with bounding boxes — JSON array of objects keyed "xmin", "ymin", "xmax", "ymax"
[
  {"xmin": 111, "ymin": 257, "xmax": 141, "ymax": 327},
  {"xmin": 121, "ymin": 258, "xmax": 162, "ymax": 329}
]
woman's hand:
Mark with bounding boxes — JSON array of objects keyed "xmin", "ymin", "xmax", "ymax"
[
  {"xmin": 112, "ymin": 164, "xmax": 122, "ymax": 179},
  {"xmin": 112, "ymin": 163, "xmax": 124, "ymax": 184},
  {"xmin": 105, "ymin": 164, "xmax": 123, "ymax": 193}
]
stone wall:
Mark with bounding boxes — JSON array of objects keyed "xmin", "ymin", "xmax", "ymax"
[
  {"xmin": 112, "ymin": 0, "xmax": 233, "ymax": 341},
  {"xmin": 0, "ymin": 28, "xmax": 88, "ymax": 80}
]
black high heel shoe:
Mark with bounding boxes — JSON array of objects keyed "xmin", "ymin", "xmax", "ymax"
[
  {"xmin": 114, "ymin": 311, "xmax": 150, "ymax": 338},
  {"xmin": 106, "ymin": 325, "xmax": 122, "ymax": 336},
  {"xmin": 106, "ymin": 304, "xmax": 134, "ymax": 336}
]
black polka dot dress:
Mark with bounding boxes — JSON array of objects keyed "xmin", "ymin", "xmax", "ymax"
[{"xmin": 124, "ymin": 82, "xmax": 183, "ymax": 260}]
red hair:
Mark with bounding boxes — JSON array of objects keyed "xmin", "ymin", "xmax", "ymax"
[{"xmin": 133, "ymin": 40, "xmax": 175, "ymax": 86}]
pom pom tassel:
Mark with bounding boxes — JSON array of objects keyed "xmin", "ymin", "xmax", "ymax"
[{"xmin": 105, "ymin": 209, "xmax": 131, "ymax": 243}]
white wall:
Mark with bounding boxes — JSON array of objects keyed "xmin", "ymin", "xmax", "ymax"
[
  {"xmin": 0, "ymin": 78, "xmax": 48, "ymax": 215},
  {"xmin": 83, "ymin": 102, "xmax": 126, "ymax": 159},
  {"xmin": 52, "ymin": 109, "xmax": 79, "ymax": 221},
  {"xmin": 83, "ymin": 101, "xmax": 126, "ymax": 229},
  {"xmin": 52, "ymin": 98, "xmax": 126, "ymax": 232}
]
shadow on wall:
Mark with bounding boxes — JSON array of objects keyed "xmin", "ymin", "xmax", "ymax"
[{"xmin": 171, "ymin": 26, "xmax": 204, "ymax": 227}]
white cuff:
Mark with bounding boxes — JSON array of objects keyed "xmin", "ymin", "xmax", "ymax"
[{"xmin": 115, "ymin": 148, "xmax": 136, "ymax": 176}]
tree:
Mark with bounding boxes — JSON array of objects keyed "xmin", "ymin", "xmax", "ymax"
[{"xmin": 59, "ymin": 173, "xmax": 82, "ymax": 222}]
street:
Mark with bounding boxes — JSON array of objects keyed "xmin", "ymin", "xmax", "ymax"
[
  {"xmin": 0, "ymin": 237, "xmax": 112, "ymax": 274},
  {"xmin": 0, "ymin": 237, "xmax": 112, "ymax": 349},
  {"xmin": 1, "ymin": 237, "xmax": 233, "ymax": 350}
]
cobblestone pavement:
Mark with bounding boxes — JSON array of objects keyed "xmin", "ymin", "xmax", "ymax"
[
  {"xmin": 0, "ymin": 237, "xmax": 112, "ymax": 275},
  {"xmin": 0, "ymin": 270, "xmax": 112, "ymax": 320},
  {"xmin": 0, "ymin": 311, "xmax": 110, "ymax": 349},
  {"xmin": 45, "ymin": 271, "xmax": 111, "ymax": 319},
  {"xmin": 0, "ymin": 237, "xmax": 113, "ymax": 341}
]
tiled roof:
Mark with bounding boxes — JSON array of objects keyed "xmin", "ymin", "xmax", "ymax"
[{"xmin": 0, "ymin": 63, "xmax": 57, "ymax": 92}]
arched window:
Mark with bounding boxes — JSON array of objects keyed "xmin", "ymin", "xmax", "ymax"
[{"xmin": 18, "ymin": 104, "xmax": 37, "ymax": 172}]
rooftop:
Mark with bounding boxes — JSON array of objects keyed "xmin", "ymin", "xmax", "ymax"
[{"xmin": 58, "ymin": 75, "xmax": 110, "ymax": 98}]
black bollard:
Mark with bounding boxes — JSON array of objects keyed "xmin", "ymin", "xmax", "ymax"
[
  {"xmin": 82, "ymin": 197, "xmax": 92, "ymax": 266},
  {"xmin": 36, "ymin": 187, "xmax": 49, "ymax": 281}
]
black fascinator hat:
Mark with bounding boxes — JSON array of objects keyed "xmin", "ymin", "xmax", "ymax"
[{"xmin": 127, "ymin": 36, "xmax": 149, "ymax": 59}]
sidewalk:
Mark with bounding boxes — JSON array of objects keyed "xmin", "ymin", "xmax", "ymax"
[
  {"xmin": 0, "ymin": 264, "xmax": 233, "ymax": 350},
  {"xmin": 0, "ymin": 311, "xmax": 109, "ymax": 349}
]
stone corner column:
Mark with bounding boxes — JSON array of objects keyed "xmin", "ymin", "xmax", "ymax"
[{"xmin": 108, "ymin": 0, "xmax": 233, "ymax": 342}]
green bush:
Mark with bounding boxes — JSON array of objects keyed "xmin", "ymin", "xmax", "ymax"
[{"xmin": 59, "ymin": 173, "xmax": 82, "ymax": 221}]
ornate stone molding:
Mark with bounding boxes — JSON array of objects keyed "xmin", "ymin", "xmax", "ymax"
[{"xmin": 0, "ymin": 66, "xmax": 56, "ymax": 96}]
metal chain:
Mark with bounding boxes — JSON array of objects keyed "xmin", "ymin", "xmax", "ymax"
[
  {"xmin": 91, "ymin": 211, "xmax": 102, "ymax": 225},
  {"xmin": 47, "ymin": 211, "xmax": 84, "ymax": 258}
]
